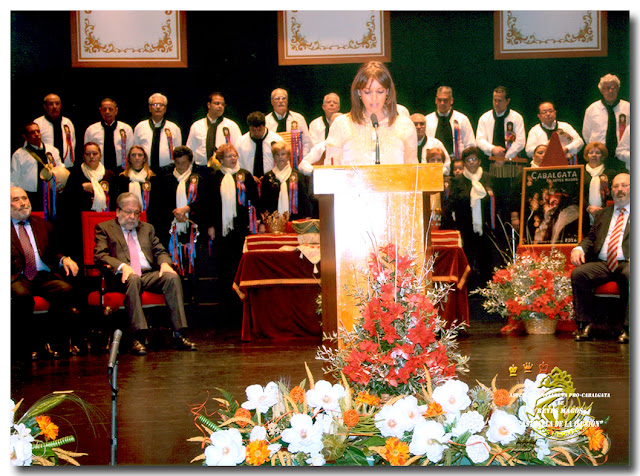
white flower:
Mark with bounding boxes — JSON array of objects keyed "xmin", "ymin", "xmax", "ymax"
[
  {"xmin": 432, "ymin": 380, "xmax": 471, "ymax": 414},
  {"xmin": 535, "ymin": 438, "xmax": 551, "ymax": 460},
  {"xmin": 204, "ymin": 428, "xmax": 246, "ymax": 466},
  {"xmin": 281, "ymin": 413, "xmax": 324, "ymax": 455},
  {"xmin": 306, "ymin": 380, "xmax": 345, "ymax": 413},
  {"xmin": 465, "ymin": 434, "xmax": 490, "ymax": 464},
  {"xmin": 375, "ymin": 402, "xmax": 412, "ymax": 438},
  {"xmin": 452, "ymin": 410, "xmax": 485, "ymax": 437},
  {"xmin": 394, "ymin": 396, "xmax": 426, "ymax": 432},
  {"xmin": 10, "ymin": 399, "xmax": 16, "ymax": 425},
  {"xmin": 486, "ymin": 410, "xmax": 525, "ymax": 444},
  {"xmin": 520, "ymin": 373, "xmax": 548, "ymax": 409},
  {"xmin": 250, "ymin": 425, "xmax": 267, "ymax": 441},
  {"xmin": 314, "ymin": 412, "xmax": 335, "ymax": 433},
  {"xmin": 9, "ymin": 424, "xmax": 34, "ymax": 467},
  {"xmin": 241, "ymin": 382, "xmax": 279, "ymax": 414},
  {"xmin": 306, "ymin": 452, "xmax": 326, "ymax": 466},
  {"xmin": 409, "ymin": 419, "xmax": 451, "ymax": 462}
]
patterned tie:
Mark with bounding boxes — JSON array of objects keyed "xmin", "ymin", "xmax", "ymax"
[
  {"xmin": 126, "ymin": 230, "xmax": 142, "ymax": 276},
  {"xmin": 18, "ymin": 221, "xmax": 38, "ymax": 280},
  {"xmin": 606, "ymin": 207, "xmax": 626, "ymax": 272}
]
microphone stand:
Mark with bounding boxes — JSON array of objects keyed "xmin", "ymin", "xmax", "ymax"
[
  {"xmin": 371, "ymin": 113, "xmax": 380, "ymax": 164},
  {"xmin": 107, "ymin": 329, "xmax": 122, "ymax": 466}
]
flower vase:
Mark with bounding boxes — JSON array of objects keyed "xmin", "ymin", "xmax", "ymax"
[{"xmin": 523, "ymin": 313, "xmax": 557, "ymax": 335}]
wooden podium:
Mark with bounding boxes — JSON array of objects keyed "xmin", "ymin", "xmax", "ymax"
[{"xmin": 313, "ymin": 164, "xmax": 444, "ymax": 344}]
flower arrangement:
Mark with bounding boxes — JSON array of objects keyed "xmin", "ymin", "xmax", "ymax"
[
  {"xmin": 9, "ymin": 391, "xmax": 100, "ymax": 466},
  {"xmin": 473, "ymin": 248, "xmax": 574, "ymax": 322},
  {"xmin": 317, "ymin": 243, "xmax": 469, "ymax": 397},
  {"xmin": 188, "ymin": 365, "xmax": 610, "ymax": 466}
]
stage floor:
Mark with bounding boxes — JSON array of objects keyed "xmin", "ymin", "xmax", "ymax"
[{"xmin": 10, "ymin": 317, "xmax": 629, "ymax": 466}]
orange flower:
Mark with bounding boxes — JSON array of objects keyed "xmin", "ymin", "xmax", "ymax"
[
  {"xmin": 343, "ymin": 409, "xmax": 360, "ymax": 428},
  {"xmin": 384, "ymin": 437, "xmax": 409, "ymax": 466},
  {"xmin": 355, "ymin": 391, "xmax": 380, "ymax": 406},
  {"xmin": 424, "ymin": 401, "xmax": 443, "ymax": 417},
  {"xmin": 583, "ymin": 426, "xmax": 605, "ymax": 452},
  {"xmin": 493, "ymin": 389, "xmax": 511, "ymax": 407},
  {"xmin": 245, "ymin": 439, "xmax": 270, "ymax": 465},
  {"xmin": 234, "ymin": 408, "xmax": 252, "ymax": 428},
  {"xmin": 289, "ymin": 386, "xmax": 305, "ymax": 404},
  {"xmin": 35, "ymin": 415, "xmax": 59, "ymax": 440}
]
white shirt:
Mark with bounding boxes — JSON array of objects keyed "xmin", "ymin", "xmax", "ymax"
[
  {"xmin": 118, "ymin": 227, "xmax": 152, "ymax": 272},
  {"xmin": 525, "ymin": 121, "xmax": 584, "ymax": 158},
  {"xmin": 133, "ymin": 118, "xmax": 182, "ymax": 169},
  {"xmin": 476, "ymin": 109, "xmax": 526, "ymax": 159},
  {"xmin": 33, "ymin": 115, "xmax": 76, "ymax": 168},
  {"xmin": 309, "ymin": 116, "xmax": 329, "ymax": 147},
  {"xmin": 265, "ymin": 110, "xmax": 311, "ymax": 156},
  {"xmin": 186, "ymin": 116, "xmax": 243, "ymax": 166},
  {"xmin": 424, "ymin": 110, "xmax": 476, "ymax": 158},
  {"xmin": 325, "ymin": 113, "xmax": 418, "ymax": 166},
  {"xmin": 10, "ymin": 142, "xmax": 62, "ymax": 192},
  {"xmin": 84, "ymin": 120, "xmax": 134, "ymax": 168},
  {"xmin": 582, "ymin": 99, "xmax": 630, "ymax": 145},
  {"xmin": 597, "ymin": 204, "xmax": 630, "ymax": 262},
  {"xmin": 616, "ymin": 125, "xmax": 630, "ymax": 170},
  {"xmin": 236, "ymin": 130, "xmax": 284, "ymax": 176}
]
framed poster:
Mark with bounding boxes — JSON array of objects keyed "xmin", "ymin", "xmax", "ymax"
[
  {"xmin": 278, "ymin": 11, "xmax": 391, "ymax": 65},
  {"xmin": 519, "ymin": 166, "xmax": 584, "ymax": 247},
  {"xmin": 494, "ymin": 11, "xmax": 607, "ymax": 60},
  {"xmin": 71, "ymin": 11, "xmax": 187, "ymax": 68}
]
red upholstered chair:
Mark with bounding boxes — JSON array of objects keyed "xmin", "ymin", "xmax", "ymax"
[
  {"xmin": 81, "ymin": 211, "xmax": 165, "ymax": 315},
  {"xmin": 594, "ymin": 281, "xmax": 621, "ymax": 298}
]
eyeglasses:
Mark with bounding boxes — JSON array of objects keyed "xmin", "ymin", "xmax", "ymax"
[
  {"xmin": 465, "ymin": 157, "xmax": 479, "ymax": 162},
  {"xmin": 273, "ymin": 96, "xmax": 287, "ymax": 101},
  {"xmin": 119, "ymin": 209, "xmax": 141, "ymax": 217},
  {"xmin": 149, "ymin": 103, "xmax": 166, "ymax": 108},
  {"xmin": 413, "ymin": 122, "xmax": 426, "ymax": 126}
]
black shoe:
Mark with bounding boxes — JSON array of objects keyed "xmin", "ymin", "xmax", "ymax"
[
  {"xmin": 31, "ymin": 351, "xmax": 39, "ymax": 361},
  {"xmin": 617, "ymin": 331, "xmax": 629, "ymax": 344},
  {"xmin": 574, "ymin": 324, "xmax": 594, "ymax": 342},
  {"xmin": 173, "ymin": 335, "xmax": 197, "ymax": 351},
  {"xmin": 130, "ymin": 339, "xmax": 147, "ymax": 356}
]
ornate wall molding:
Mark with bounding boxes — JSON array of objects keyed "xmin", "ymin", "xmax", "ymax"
[
  {"xmin": 494, "ymin": 11, "xmax": 607, "ymax": 59},
  {"xmin": 278, "ymin": 11, "xmax": 391, "ymax": 65},
  {"xmin": 71, "ymin": 11, "xmax": 187, "ymax": 68}
]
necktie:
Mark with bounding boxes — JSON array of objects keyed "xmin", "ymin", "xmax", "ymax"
[
  {"xmin": 251, "ymin": 134, "xmax": 265, "ymax": 177},
  {"xmin": 206, "ymin": 117, "xmax": 220, "ymax": 161},
  {"xmin": 47, "ymin": 116, "xmax": 63, "ymax": 158},
  {"xmin": 275, "ymin": 112, "xmax": 289, "ymax": 133},
  {"xmin": 18, "ymin": 221, "xmax": 38, "ymax": 280},
  {"xmin": 492, "ymin": 110, "xmax": 507, "ymax": 149},
  {"xmin": 127, "ymin": 230, "xmax": 142, "ymax": 276},
  {"xmin": 417, "ymin": 138, "xmax": 425, "ymax": 163},
  {"xmin": 603, "ymin": 99, "xmax": 619, "ymax": 158},
  {"xmin": 606, "ymin": 207, "xmax": 626, "ymax": 272},
  {"xmin": 435, "ymin": 112, "xmax": 454, "ymax": 155},
  {"xmin": 102, "ymin": 121, "xmax": 117, "ymax": 170},
  {"xmin": 149, "ymin": 118, "xmax": 165, "ymax": 171}
]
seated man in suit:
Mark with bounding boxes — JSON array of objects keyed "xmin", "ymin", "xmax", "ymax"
[
  {"xmin": 94, "ymin": 192, "xmax": 197, "ymax": 355},
  {"xmin": 10, "ymin": 186, "xmax": 79, "ymax": 361},
  {"xmin": 571, "ymin": 172, "xmax": 630, "ymax": 343}
]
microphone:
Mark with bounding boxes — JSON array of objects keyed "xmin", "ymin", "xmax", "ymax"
[
  {"xmin": 108, "ymin": 329, "xmax": 123, "ymax": 370},
  {"xmin": 371, "ymin": 114, "xmax": 380, "ymax": 164}
]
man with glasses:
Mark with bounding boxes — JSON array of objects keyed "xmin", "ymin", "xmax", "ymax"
[
  {"xmin": 525, "ymin": 101, "xmax": 583, "ymax": 160},
  {"xmin": 133, "ymin": 93, "xmax": 182, "ymax": 172},
  {"xmin": 186, "ymin": 92, "xmax": 242, "ymax": 168},
  {"xmin": 94, "ymin": 192, "xmax": 197, "ymax": 356},
  {"xmin": 265, "ymin": 88, "xmax": 312, "ymax": 157},
  {"xmin": 582, "ymin": 74, "xmax": 630, "ymax": 171},
  {"xmin": 410, "ymin": 112, "xmax": 451, "ymax": 174}
]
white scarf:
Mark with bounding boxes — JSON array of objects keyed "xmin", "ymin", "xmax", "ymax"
[
  {"xmin": 220, "ymin": 164, "xmax": 240, "ymax": 237},
  {"xmin": 127, "ymin": 168, "xmax": 148, "ymax": 207},
  {"xmin": 585, "ymin": 163, "xmax": 605, "ymax": 208},
  {"xmin": 172, "ymin": 166, "xmax": 193, "ymax": 234},
  {"xmin": 81, "ymin": 162, "xmax": 107, "ymax": 212},
  {"xmin": 529, "ymin": 161, "xmax": 540, "ymax": 168},
  {"xmin": 273, "ymin": 163, "xmax": 293, "ymax": 215},
  {"xmin": 462, "ymin": 166, "xmax": 487, "ymax": 235}
]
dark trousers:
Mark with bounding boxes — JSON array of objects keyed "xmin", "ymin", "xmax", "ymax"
[
  {"xmin": 571, "ymin": 260, "xmax": 629, "ymax": 327},
  {"xmin": 112, "ymin": 270, "xmax": 188, "ymax": 333},
  {"xmin": 11, "ymin": 271, "xmax": 73, "ymax": 358}
]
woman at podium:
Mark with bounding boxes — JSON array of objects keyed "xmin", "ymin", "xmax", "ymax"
[{"xmin": 325, "ymin": 61, "xmax": 417, "ymax": 165}]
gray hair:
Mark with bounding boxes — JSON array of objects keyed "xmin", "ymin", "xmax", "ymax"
[
  {"xmin": 148, "ymin": 93, "xmax": 168, "ymax": 106},
  {"xmin": 116, "ymin": 192, "xmax": 142, "ymax": 211},
  {"xmin": 598, "ymin": 74, "xmax": 620, "ymax": 91}
]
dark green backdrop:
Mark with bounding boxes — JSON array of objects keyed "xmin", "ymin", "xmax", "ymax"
[{"xmin": 10, "ymin": 10, "xmax": 629, "ymax": 154}]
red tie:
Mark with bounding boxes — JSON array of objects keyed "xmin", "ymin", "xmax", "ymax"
[
  {"xmin": 18, "ymin": 221, "xmax": 38, "ymax": 280},
  {"xmin": 606, "ymin": 207, "xmax": 627, "ymax": 272},
  {"xmin": 127, "ymin": 230, "xmax": 142, "ymax": 276}
]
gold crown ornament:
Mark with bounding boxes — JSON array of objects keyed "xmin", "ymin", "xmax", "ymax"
[{"xmin": 261, "ymin": 211, "xmax": 290, "ymax": 234}]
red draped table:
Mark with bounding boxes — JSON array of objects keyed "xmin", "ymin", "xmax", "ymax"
[
  {"xmin": 431, "ymin": 230, "xmax": 470, "ymax": 329},
  {"xmin": 234, "ymin": 234, "xmax": 322, "ymax": 341}
]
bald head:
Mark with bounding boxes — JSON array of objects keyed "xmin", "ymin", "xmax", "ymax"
[
  {"xmin": 410, "ymin": 113, "xmax": 427, "ymax": 141},
  {"xmin": 271, "ymin": 88, "xmax": 288, "ymax": 116},
  {"xmin": 612, "ymin": 173, "xmax": 630, "ymax": 208}
]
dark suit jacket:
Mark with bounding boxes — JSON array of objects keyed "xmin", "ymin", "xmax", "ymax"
[
  {"xmin": 442, "ymin": 172, "xmax": 496, "ymax": 236},
  {"xmin": 11, "ymin": 215, "xmax": 64, "ymax": 282},
  {"xmin": 578, "ymin": 204, "xmax": 630, "ymax": 262},
  {"xmin": 94, "ymin": 218, "xmax": 173, "ymax": 275}
]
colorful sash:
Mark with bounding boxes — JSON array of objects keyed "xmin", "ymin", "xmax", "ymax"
[
  {"xmin": 248, "ymin": 200, "xmax": 258, "ymax": 234},
  {"xmin": 165, "ymin": 128, "xmax": 174, "ymax": 162},
  {"xmin": 169, "ymin": 221, "xmax": 199, "ymax": 276},
  {"xmin": 288, "ymin": 174, "xmax": 299, "ymax": 214},
  {"xmin": 141, "ymin": 181, "xmax": 151, "ymax": 211},
  {"xmin": 119, "ymin": 129, "xmax": 127, "ymax": 167},
  {"xmin": 453, "ymin": 120, "xmax": 461, "ymax": 161},
  {"xmin": 291, "ymin": 125, "xmax": 303, "ymax": 169},
  {"xmin": 63, "ymin": 124, "xmax": 74, "ymax": 164},
  {"xmin": 236, "ymin": 172, "xmax": 247, "ymax": 206}
]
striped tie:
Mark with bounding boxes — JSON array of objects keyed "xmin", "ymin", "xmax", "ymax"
[
  {"xmin": 606, "ymin": 208, "xmax": 626, "ymax": 272},
  {"xmin": 18, "ymin": 221, "xmax": 38, "ymax": 280}
]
